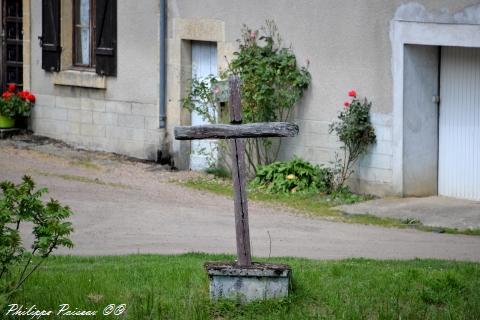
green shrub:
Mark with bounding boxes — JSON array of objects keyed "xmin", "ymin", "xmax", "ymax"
[
  {"xmin": 328, "ymin": 185, "xmax": 371, "ymax": 204},
  {"xmin": 250, "ymin": 157, "xmax": 332, "ymax": 194},
  {"xmin": 183, "ymin": 20, "xmax": 311, "ymax": 173},
  {"xmin": 0, "ymin": 176, "xmax": 73, "ymax": 308},
  {"xmin": 205, "ymin": 166, "xmax": 231, "ymax": 179}
]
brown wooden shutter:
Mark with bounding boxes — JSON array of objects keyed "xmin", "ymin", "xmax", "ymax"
[
  {"xmin": 95, "ymin": 0, "xmax": 117, "ymax": 76},
  {"xmin": 41, "ymin": 0, "xmax": 61, "ymax": 72}
]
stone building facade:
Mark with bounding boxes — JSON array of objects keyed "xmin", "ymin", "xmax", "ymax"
[{"xmin": 4, "ymin": 0, "xmax": 480, "ymax": 200}]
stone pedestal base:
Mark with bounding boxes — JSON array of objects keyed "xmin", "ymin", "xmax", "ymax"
[{"xmin": 205, "ymin": 262, "xmax": 291, "ymax": 303}]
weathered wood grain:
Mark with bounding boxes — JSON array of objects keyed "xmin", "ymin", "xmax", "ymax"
[
  {"xmin": 174, "ymin": 122, "xmax": 299, "ymax": 141},
  {"xmin": 228, "ymin": 76, "xmax": 252, "ymax": 266},
  {"xmin": 229, "ymin": 76, "xmax": 242, "ymax": 124},
  {"xmin": 231, "ymin": 138, "xmax": 252, "ymax": 266}
]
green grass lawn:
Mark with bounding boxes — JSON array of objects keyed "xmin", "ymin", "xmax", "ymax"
[
  {"xmin": 181, "ymin": 177, "xmax": 480, "ymax": 236},
  {"xmin": 7, "ymin": 254, "xmax": 480, "ymax": 319}
]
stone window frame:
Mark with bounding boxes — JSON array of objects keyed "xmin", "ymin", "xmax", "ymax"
[{"xmin": 52, "ymin": 0, "xmax": 106, "ymax": 89}]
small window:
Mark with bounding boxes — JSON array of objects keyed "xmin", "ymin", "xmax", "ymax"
[
  {"xmin": 42, "ymin": 0, "xmax": 116, "ymax": 75},
  {"xmin": 73, "ymin": 0, "xmax": 95, "ymax": 67}
]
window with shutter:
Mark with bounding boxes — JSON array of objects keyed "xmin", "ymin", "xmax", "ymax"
[
  {"xmin": 41, "ymin": 0, "xmax": 61, "ymax": 72},
  {"xmin": 95, "ymin": 0, "xmax": 116, "ymax": 76},
  {"xmin": 41, "ymin": 0, "xmax": 117, "ymax": 79}
]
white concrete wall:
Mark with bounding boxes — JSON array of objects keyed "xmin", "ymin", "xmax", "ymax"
[{"xmin": 29, "ymin": 0, "xmax": 162, "ymax": 159}]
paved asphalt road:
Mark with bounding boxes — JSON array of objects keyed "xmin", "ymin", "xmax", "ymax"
[{"xmin": 1, "ymin": 139, "xmax": 480, "ymax": 261}]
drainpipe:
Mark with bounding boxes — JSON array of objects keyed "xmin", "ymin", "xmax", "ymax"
[
  {"xmin": 159, "ymin": 0, "xmax": 167, "ymax": 129},
  {"xmin": 156, "ymin": 0, "xmax": 173, "ymax": 166}
]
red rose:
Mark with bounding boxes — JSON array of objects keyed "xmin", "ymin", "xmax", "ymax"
[
  {"xmin": 2, "ymin": 92, "xmax": 12, "ymax": 100},
  {"xmin": 27, "ymin": 94, "xmax": 36, "ymax": 103},
  {"xmin": 348, "ymin": 90, "xmax": 357, "ymax": 97},
  {"xmin": 344, "ymin": 101, "xmax": 350, "ymax": 107},
  {"xmin": 17, "ymin": 91, "xmax": 28, "ymax": 101},
  {"xmin": 8, "ymin": 83, "xmax": 15, "ymax": 93}
]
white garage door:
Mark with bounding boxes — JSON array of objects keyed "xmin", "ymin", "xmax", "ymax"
[
  {"xmin": 439, "ymin": 46, "xmax": 480, "ymax": 201},
  {"xmin": 190, "ymin": 41, "xmax": 218, "ymax": 171}
]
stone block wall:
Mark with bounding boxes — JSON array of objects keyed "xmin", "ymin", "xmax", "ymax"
[
  {"xmin": 280, "ymin": 112, "xmax": 394, "ymax": 196},
  {"xmin": 31, "ymin": 95, "xmax": 163, "ymax": 160},
  {"xmin": 352, "ymin": 113, "xmax": 394, "ymax": 196}
]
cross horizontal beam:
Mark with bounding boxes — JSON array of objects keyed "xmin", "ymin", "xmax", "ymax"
[{"xmin": 175, "ymin": 122, "xmax": 299, "ymax": 141}]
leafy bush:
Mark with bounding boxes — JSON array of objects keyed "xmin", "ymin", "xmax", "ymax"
[
  {"xmin": 205, "ymin": 166, "xmax": 231, "ymax": 179},
  {"xmin": 230, "ymin": 21, "xmax": 311, "ymax": 126},
  {"xmin": 328, "ymin": 186, "xmax": 371, "ymax": 204},
  {"xmin": 250, "ymin": 157, "xmax": 332, "ymax": 194},
  {"xmin": 183, "ymin": 20, "xmax": 311, "ymax": 173},
  {"xmin": 0, "ymin": 176, "xmax": 73, "ymax": 308},
  {"xmin": 182, "ymin": 75, "xmax": 221, "ymax": 125},
  {"xmin": 329, "ymin": 90, "xmax": 376, "ymax": 189}
]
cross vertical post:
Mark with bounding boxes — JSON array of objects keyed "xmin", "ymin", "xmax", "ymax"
[
  {"xmin": 229, "ymin": 76, "xmax": 252, "ymax": 267},
  {"xmin": 175, "ymin": 77, "xmax": 299, "ymax": 302},
  {"xmin": 174, "ymin": 77, "xmax": 299, "ymax": 268}
]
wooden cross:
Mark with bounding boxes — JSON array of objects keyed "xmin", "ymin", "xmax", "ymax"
[{"xmin": 175, "ymin": 76, "xmax": 299, "ymax": 267}]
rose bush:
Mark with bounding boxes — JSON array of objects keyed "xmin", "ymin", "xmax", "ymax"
[{"xmin": 329, "ymin": 90, "xmax": 376, "ymax": 190}]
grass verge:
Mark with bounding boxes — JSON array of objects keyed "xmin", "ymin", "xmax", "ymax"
[
  {"xmin": 6, "ymin": 254, "xmax": 480, "ymax": 319},
  {"xmin": 181, "ymin": 177, "xmax": 480, "ymax": 236},
  {"xmin": 69, "ymin": 159, "xmax": 103, "ymax": 171}
]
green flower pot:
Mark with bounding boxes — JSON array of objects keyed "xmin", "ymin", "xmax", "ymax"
[{"xmin": 0, "ymin": 114, "xmax": 15, "ymax": 129}]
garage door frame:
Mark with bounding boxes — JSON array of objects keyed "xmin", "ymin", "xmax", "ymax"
[{"xmin": 391, "ymin": 20, "xmax": 480, "ymax": 197}]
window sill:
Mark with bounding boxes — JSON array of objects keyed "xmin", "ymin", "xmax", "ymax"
[{"xmin": 53, "ymin": 70, "xmax": 106, "ymax": 89}]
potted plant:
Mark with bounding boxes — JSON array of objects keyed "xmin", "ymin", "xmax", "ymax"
[{"xmin": 0, "ymin": 83, "xmax": 36, "ymax": 129}]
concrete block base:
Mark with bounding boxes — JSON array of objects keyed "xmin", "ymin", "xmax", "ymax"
[{"xmin": 205, "ymin": 262, "xmax": 291, "ymax": 303}]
